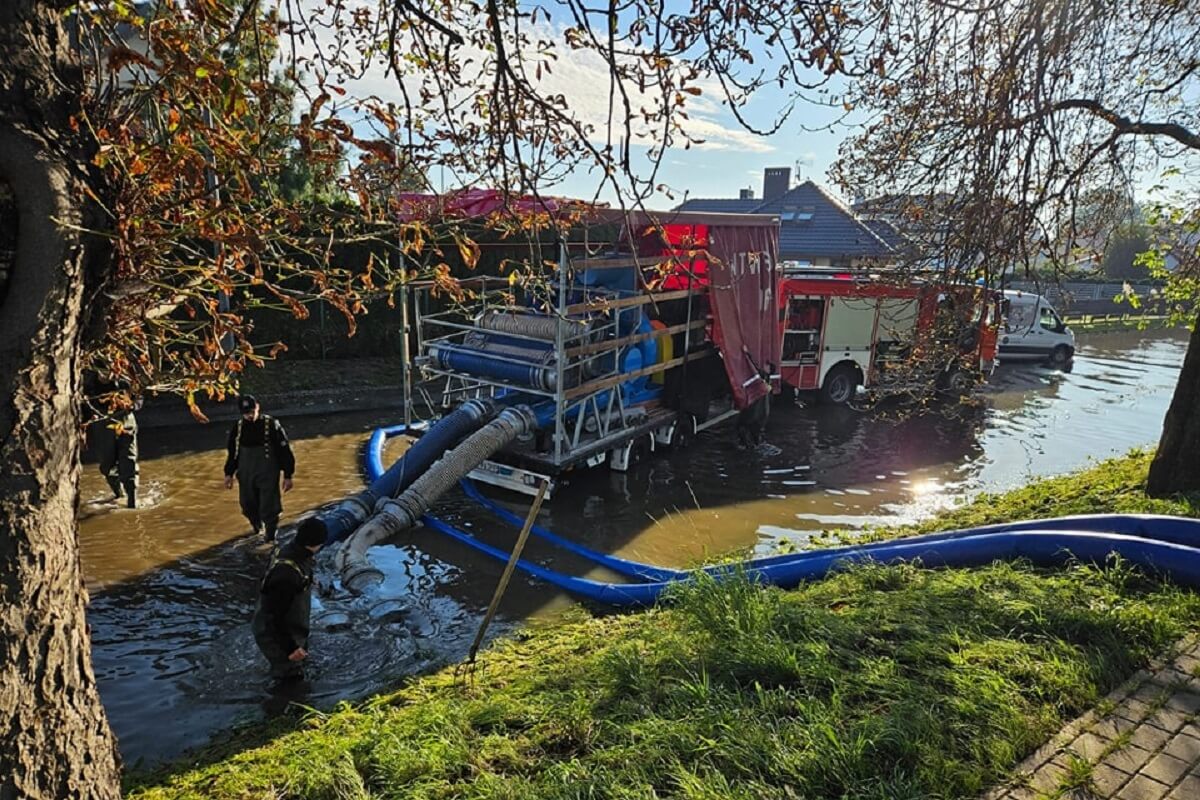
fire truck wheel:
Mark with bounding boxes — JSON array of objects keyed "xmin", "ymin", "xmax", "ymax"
[
  {"xmin": 939, "ymin": 368, "xmax": 974, "ymax": 397},
  {"xmin": 1048, "ymin": 344, "xmax": 1074, "ymax": 367},
  {"xmin": 819, "ymin": 365, "xmax": 859, "ymax": 406}
]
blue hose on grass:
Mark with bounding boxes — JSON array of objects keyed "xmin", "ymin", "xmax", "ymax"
[
  {"xmin": 415, "ymin": 520, "xmax": 1200, "ymax": 607},
  {"xmin": 457, "ymin": 475, "xmax": 1200, "ymax": 580},
  {"xmin": 363, "ymin": 424, "xmax": 1200, "ymax": 605}
]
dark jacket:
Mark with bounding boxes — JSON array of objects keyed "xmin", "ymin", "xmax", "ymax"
[
  {"xmin": 224, "ymin": 414, "xmax": 296, "ymax": 478},
  {"xmin": 255, "ymin": 542, "xmax": 314, "ymax": 654}
]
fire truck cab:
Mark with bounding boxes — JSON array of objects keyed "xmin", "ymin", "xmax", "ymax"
[{"xmin": 778, "ymin": 269, "xmax": 1000, "ymax": 404}]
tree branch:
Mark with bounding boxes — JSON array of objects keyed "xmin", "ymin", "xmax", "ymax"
[{"xmin": 1053, "ymin": 98, "xmax": 1200, "ymax": 151}]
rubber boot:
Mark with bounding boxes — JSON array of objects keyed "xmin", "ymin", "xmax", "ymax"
[
  {"xmin": 123, "ymin": 480, "xmax": 137, "ymax": 509},
  {"xmin": 106, "ymin": 475, "xmax": 124, "ymax": 500}
]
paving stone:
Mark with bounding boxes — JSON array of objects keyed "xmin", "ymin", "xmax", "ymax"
[
  {"xmin": 1028, "ymin": 759, "xmax": 1069, "ymax": 794},
  {"xmin": 1107, "ymin": 744, "xmax": 1156, "ymax": 774},
  {"xmin": 1129, "ymin": 725, "xmax": 1173, "ymax": 753},
  {"xmin": 1093, "ymin": 716, "xmax": 1140, "ymax": 740},
  {"xmin": 1144, "ymin": 707, "xmax": 1191, "ymax": 734},
  {"xmin": 1140, "ymin": 753, "xmax": 1192, "ymax": 786},
  {"xmin": 1114, "ymin": 773, "xmax": 1169, "ymax": 800},
  {"xmin": 1118, "ymin": 699, "xmax": 1154, "ymax": 722},
  {"xmin": 1133, "ymin": 684, "xmax": 1170, "ymax": 705},
  {"xmin": 1164, "ymin": 691, "xmax": 1200, "ymax": 716},
  {"xmin": 1069, "ymin": 732, "xmax": 1112, "ymax": 762},
  {"xmin": 1161, "ymin": 732, "xmax": 1200, "ymax": 764},
  {"xmin": 1092, "ymin": 764, "xmax": 1133, "ymax": 797},
  {"xmin": 1165, "ymin": 773, "xmax": 1200, "ymax": 799},
  {"xmin": 1175, "ymin": 654, "xmax": 1200, "ymax": 675},
  {"xmin": 1003, "ymin": 788, "xmax": 1038, "ymax": 800},
  {"xmin": 1177, "ymin": 720, "xmax": 1200, "ymax": 741}
]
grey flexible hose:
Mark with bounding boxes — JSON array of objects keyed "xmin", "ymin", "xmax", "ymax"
[
  {"xmin": 477, "ymin": 310, "xmax": 590, "ymax": 342},
  {"xmin": 337, "ymin": 405, "xmax": 538, "ymax": 593}
]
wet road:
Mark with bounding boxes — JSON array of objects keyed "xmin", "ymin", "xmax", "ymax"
[{"xmin": 80, "ymin": 328, "xmax": 1188, "ymax": 765}]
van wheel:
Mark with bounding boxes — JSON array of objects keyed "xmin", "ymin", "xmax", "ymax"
[
  {"xmin": 819, "ymin": 365, "xmax": 859, "ymax": 406},
  {"xmin": 1048, "ymin": 344, "xmax": 1074, "ymax": 366}
]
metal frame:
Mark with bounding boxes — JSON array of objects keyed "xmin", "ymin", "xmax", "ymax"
[{"xmin": 398, "ymin": 245, "xmax": 725, "ymax": 476}]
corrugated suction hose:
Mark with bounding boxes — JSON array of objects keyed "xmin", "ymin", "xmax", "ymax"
[
  {"xmin": 336, "ymin": 405, "xmax": 538, "ymax": 593},
  {"xmin": 313, "ymin": 398, "xmax": 494, "ymax": 545}
]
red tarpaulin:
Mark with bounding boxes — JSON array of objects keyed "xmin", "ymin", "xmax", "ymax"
[
  {"xmin": 700, "ymin": 223, "xmax": 780, "ymax": 409},
  {"xmin": 642, "ymin": 219, "xmax": 780, "ymax": 408}
]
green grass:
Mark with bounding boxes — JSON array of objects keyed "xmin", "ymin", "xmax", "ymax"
[{"xmin": 127, "ymin": 452, "xmax": 1200, "ymax": 800}]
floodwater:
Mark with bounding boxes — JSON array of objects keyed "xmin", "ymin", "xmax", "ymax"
[{"xmin": 80, "ymin": 328, "xmax": 1189, "ymax": 765}]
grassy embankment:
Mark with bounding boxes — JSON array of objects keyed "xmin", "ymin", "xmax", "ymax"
[{"xmin": 129, "ymin": 451, "xmax": 1199, "ymax": 800}]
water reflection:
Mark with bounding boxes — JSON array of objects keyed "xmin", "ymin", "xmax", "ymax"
[{"xmin": 82, "ymin": 328, "xmax": 1188, "ymax": 765}]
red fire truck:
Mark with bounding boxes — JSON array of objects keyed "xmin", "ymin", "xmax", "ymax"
[{"xmin": 778, "ymin": 269, "xmax": 1001, "ymax": 404}]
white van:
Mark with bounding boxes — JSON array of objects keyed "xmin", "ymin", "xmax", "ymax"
[{"xmin": 999, "ymin": 290, "xmax": 1076, "ymax": 366}]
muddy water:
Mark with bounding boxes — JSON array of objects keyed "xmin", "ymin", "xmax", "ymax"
[{"xmin": 81, "ymin": 328, "xmax": 1188, "ymax": 765}]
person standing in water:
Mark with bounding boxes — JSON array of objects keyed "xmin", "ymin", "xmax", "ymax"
[
  {"xmin": 224, "ymin": 394, "xmax": 295, "ymax": 542},
  {"xmin": 252, "ymin": 518, "xmax": 325, "ymax": 683},
  {"xmin": 92, "ymin": 406, "xmax": 139, "ymax": 508},
  {"xmin": 86, "ymin": 373, "xmax": 141, "ymax": 508}
]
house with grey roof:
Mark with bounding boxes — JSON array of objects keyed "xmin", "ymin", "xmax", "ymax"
[{"xmin": 675, "ymin": 168, "xmax": 898, "ymax": 267}]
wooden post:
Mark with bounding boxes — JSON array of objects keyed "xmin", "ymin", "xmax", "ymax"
[{"xmin": 466, "ymin": 479, "xmax": 550, "ymax": 665}]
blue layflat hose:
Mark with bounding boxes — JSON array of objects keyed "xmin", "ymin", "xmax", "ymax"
[
  {"xmin": 417, "ymin": 518, "xmax": 1200, "ymax": 607},
  {"xmin": 457, "ymin": 475, "xmax": 1200, "ymax": 580},
  {"xmin": 458, "ymin": 478, "xmax": 685, "ymax": 581},
  {"xmin": 365, "ymin": 428, "xmax": 682, "ymax": 581},
  {"xmin": 364, "ymin": 425, "xmax": 1200, "ymax": 605}
]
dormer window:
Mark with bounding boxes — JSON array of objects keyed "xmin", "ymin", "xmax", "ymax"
[{"xmin": 780, "ymin": 206, "xmax": 815, "ymax": 221}]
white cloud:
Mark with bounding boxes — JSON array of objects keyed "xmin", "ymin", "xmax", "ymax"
[{"xmin": 283, "ymin": 3, "xmax": 774, "ymax": 159}]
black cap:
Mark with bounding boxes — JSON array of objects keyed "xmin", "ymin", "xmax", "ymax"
[
  {"xmin": 294, "ymin": 517, "xmax": 327, "ymax": 548},
  {"xmin": 238, "ymin": 395, "xmax": 258, "ymax": 413}
]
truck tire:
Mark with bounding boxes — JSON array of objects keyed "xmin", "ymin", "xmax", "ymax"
[
  {"xmin": 819, "ymin": 365, "xmax": 859, "ymax": 406},
  {"xmin": 1048, "ymin": 344, "xmax": 1074, "ymax": 367},
  {"xmin": 937, "ymin": 367, "xmax": 974, "ymax": 397}
]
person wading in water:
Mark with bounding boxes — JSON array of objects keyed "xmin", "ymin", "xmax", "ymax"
[
  {"xmin": 224, "ymin": 395, "xmax": 295, "ymax": 542},
  {"xmin": 253, "ymin": 518, "xmax": 325, "ymax": 684}
]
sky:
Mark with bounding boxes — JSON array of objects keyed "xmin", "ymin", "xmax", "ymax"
[
  {"xmin": 285, "ymin": 0, "xmax": 1193, "ymax": 211},
  {"xmin": 286, "ymin": 0, "xmax": 861, "ymax": 209}
]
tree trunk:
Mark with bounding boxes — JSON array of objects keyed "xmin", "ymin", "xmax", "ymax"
[
  {"xmin": 0, "ymin": 2, "xmax": 122, "ymax": 798},
  {"xmin": 1147, "ymin": 311, "xmax": 1200, "ymax": 498}
]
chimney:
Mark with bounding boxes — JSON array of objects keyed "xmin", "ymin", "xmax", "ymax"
[
  {"xmin": 763, "ymin": 167, "xmax": 791, "ymax": 201},
  {"xmin": 739, "ymin": 187, "xmax": 755, "ymax": 200}
]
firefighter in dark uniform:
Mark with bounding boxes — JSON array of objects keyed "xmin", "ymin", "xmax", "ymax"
[
  {"xmin": 86, "ymin": 373, "xmax": 141, "ymax": 508},
  {"xmin": 252, "ymin": 518, "xmax": 325, "ymax": 682},
  {"xmin": 224, "ymin": 395, "xmax": 295, "ymax": 542}
]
